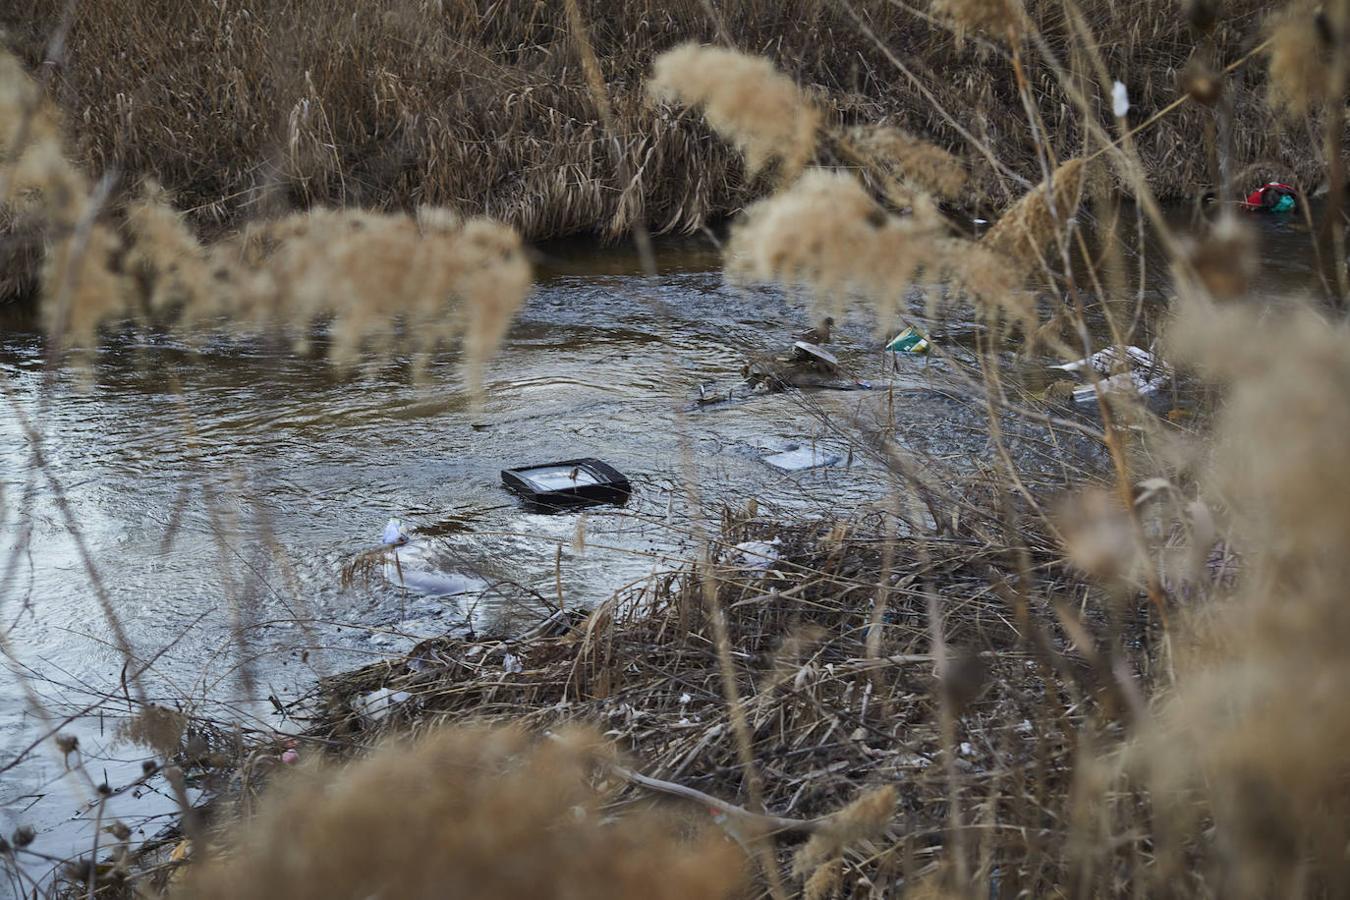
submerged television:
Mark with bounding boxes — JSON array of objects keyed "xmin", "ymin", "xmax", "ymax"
[{"xmin": 501, "ymin": 458, "xmax": 631, "ymax": 510}]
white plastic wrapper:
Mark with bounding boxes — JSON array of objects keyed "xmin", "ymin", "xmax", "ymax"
[{"xmin": 1112, "ymin": 81, "xmax": 1130, "ymax": 118}]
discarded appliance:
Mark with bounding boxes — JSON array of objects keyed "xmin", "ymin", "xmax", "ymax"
[
  {"xmin": 501, "ymin": 458, "xmax": 631, "ymax": 510},
  {"xmin": 886, "ymin": 325, "xmax": 930, "ymax": 354},
  {"xmin": 762, "ymin": 444, "xmax": 843, "ymax": 472}
]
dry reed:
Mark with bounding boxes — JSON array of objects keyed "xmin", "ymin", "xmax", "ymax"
[
  {"xmin": 1266, "ymin": 5, "xmax": 1332, "ymax": 117},
  {"xmin": 845, "ymin": 124, "xmax": 969, "ymax": 201},
  {"xmin": 2, "ymin": 48, "xmax": 533, "ymax": 390},
  {"xmin": 175, "ymin": 725, "xmax": 746, "ymax": 900},
  {"xmin": 980, "ymin": 157, "xmax": 1086, "ymax": 278},
  {"xmin": 648, "ymin": 43, "xmax": 819, "ymax": 181}
]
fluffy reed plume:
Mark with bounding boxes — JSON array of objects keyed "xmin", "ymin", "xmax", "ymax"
[
  {"xmin": 0, "ymin": 51, "xmax": 86, "ymax": 220},
  {"xmin": 728, "ymin": 169, "xmax": 1032, "ymax": 329},
  {"xmin": 1266, "ymin": 7, "xmax": 1331, "ymax": 117},
  {"xmin": 846, "ymin": 125, "xmax": 968, "ymax": 200},
  {"xmin": 980, "ymin": 157, "xmax": 1085, "ymax": 276},
  {"xmin": 792, "ymin": 785, "xmax": 896, "ymax": 880},
  {"xmin": 1178, "ymin": 213, "xmax": 1258, "ymax": 299},
  {"xmin": 123, "ymin": 182, "xmax": 214, "ymax": 318},
  {"xmin": 929, "ymin": 0, "xmax": 1028, "ymax": 40},
  {"xmin": 229, "ymin": 207, "xmax": 532, "ymax": 388},
  {"xmin": 3, "ymin": 47, "xmax": 532, "ymax": 390},
  {"xmin": 41, "ymin": 223, "xmax": 132, "ymax": 347},
  {"xmin": 1149, "ymin": 299, "xmax": 1350, "ymax": 891},
  {"xmin": 175, "ymin": 725, "xmax": 745, "ymax": 900},
  {"xmin": 725, "ymin": 169, "xmax": 938, "ymax": 320},
  {"xmin": 1055, "ymin": 486, "xmax": 1137, "ymax": 580},
  {"xmin": 648, "ymin": 44, "xmax": 818, "ymax": 180}
]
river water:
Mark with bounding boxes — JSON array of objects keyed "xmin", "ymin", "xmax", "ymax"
[{"xmin": 0, "ymin": 212, "xmax": 1327, "ymax": 890}]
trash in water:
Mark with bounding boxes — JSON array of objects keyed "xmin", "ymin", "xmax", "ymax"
[
  {"xmin": 791, "ymin": 341, "xmax": 840, "ymax": 370},
  {"xmin": 501, "ymin": 457, "xmax": 631, "ymax": 510},
  {"xmin": 385, "ymin": 566, "xmax": 485, "ymax": 596},
  {"xmin": 732, "ymin": 538, "xmax": 781, "ymax": 572},
  {"xmin": 1070, "ymin": 371, "xmax": 1167, "ymax": 404},
  {"xmin": 1049, "ymin": 345, "xmax": 1172, "ymax": 405},
  {"xmin": 1243, "ymin": 181, "xmax": 1298, "ymax": 214},
  {"xmin": 354, "ymin": 687, "xmax": 411, "ymax": 724},
  {"xmin": 379, "ymin": 521, "xmax": 486, "ymax": 596},
  {"xmin": 1049, "ymin": 345, "xmax": 1169, "ymax": 377},
  {"xmin": 762, "ymin": 444, "xmax": 843, "ymax": 471},
  {"xmin": 886, "ymin": 326, "xmax": 931, "ymax": 354}
]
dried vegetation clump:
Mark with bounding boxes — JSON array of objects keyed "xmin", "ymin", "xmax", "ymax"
[
  {"xmin": 1266, "ymin": 5, "xmax": 1333, "ymax": 116},
  {"xmin": 176, "ymin": 726, "xmax": 746, "ymax": 900},
  {"xmin": 930, "ymin": 0, "xmax": 1029, "ymax": 42},
  {"xmin": 648, "ymin": 43, "xmax": 819, "ymax": 181},
  {"xmin": 846, "ymin": 124, "xmax": 968, "ymax": 201},
  {"xmin": 980, "ymin": 157, "xmax": 1085, "ymax": 277},
  {"xmin": 1150, "ymin": 298, "xmax": 1350, "ymax": 892},
  {"xmin": 2, "ymin": 49, "xmax": 532, "ymax": 388}
]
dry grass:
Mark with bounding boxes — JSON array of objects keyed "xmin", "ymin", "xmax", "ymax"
[
  {"xmin": 2, "ymin": 50, "xmax": 533, "ymax": 389},
  {"xmin": 175, "ymin": 725, "xmax": 746, "ymax": 900},
  {"xmin": 0, "ymin": 0, "xmax": 1322, "ymax": 262}
]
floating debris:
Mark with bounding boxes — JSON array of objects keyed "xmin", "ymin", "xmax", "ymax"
[
  {"xmin": 762, "ymin": 445, "xmax": 843, "ymax": 471},
  {"xmin": 1049, "ymin": 345, "xmax": 1172, "ymax": 404},
  {"xmin": 501, "ymin": 458, "xmax": 632, "ymax": 510},
  {"xmin": 353, "ymin": 687, "xmax": 411, "ymax": 724},
  {"xmin": 886, "ymin": 325, "xmax": 931, "ymax": 354}
]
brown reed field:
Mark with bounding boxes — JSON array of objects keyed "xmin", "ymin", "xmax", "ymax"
[{"xmin": 5, "ymin": 0, "xmax": 1350, "ymax": 898}]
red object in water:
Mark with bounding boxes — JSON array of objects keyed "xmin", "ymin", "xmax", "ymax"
[{"xmin": 1243, "ymin": 182, "xmax": 1297, "ymax": 212}]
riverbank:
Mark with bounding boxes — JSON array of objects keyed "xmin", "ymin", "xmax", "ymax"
[
  {"xmin": 108, "ymin": 507, "xmax": 1137, "ymax": 898},
  {"xmin": 1, "ymin": 0, "xmax": 1319, "ymax": 253}
]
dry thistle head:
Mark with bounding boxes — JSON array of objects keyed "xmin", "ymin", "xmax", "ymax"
[
  {"xmin": 1177, "ymin": 213, "xmax": 1257, "ymax": 299},
  {"xmin": 981, "ymin": 157, "xmax": 1085, "ymax": 278},
  {"xmin": 648, "ymin": 43, "xmax": 819, "ymax": 181},
  {"xmin": 929, "ymin": 0, "xmax": 1028, "ymax": 41},
  {"xmin": 1055, "ymin": 487, "xmax": 1137, "ymax": 580},
  {"xmin": 1180, "ymin": 56, "xmax": 1223, "ymax": 107},
  {"xmin": 845, "ymin": 125, "xmax": 968, "ymax": 200},
  {"xmin": 1267, "ymin": 8, "xmax": 1332, "ymax": 117},
  {"xmin": 175, "ymin": 725, "xmax": 745, "ymax": 899}
]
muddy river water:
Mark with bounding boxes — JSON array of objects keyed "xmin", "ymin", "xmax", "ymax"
[{"xmin": 0, "ymin": 213, "xmax": 1327, "ymax": 888}]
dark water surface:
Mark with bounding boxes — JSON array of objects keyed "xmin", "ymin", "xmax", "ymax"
[{"xmin": 0, "ymin": 210, "xmax": 1328, "ymax": 888}]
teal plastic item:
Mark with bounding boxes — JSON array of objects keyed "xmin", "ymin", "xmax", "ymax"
[
  {"xmin": 886, "ymin": 326, "xmax": 930, "ymax": 353},
  {"xmin": 1273, "ymin": 193, "xmax": 1296, "ymax": 213}
]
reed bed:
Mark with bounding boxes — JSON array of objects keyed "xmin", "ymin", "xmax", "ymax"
[
  {"xmin": 124, "ymin": 510, "xmax": 1111, "ymax": 897},
  {"xmin": 0, "ymin": 0, "xmax": 1322, "ymax": 263}
]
